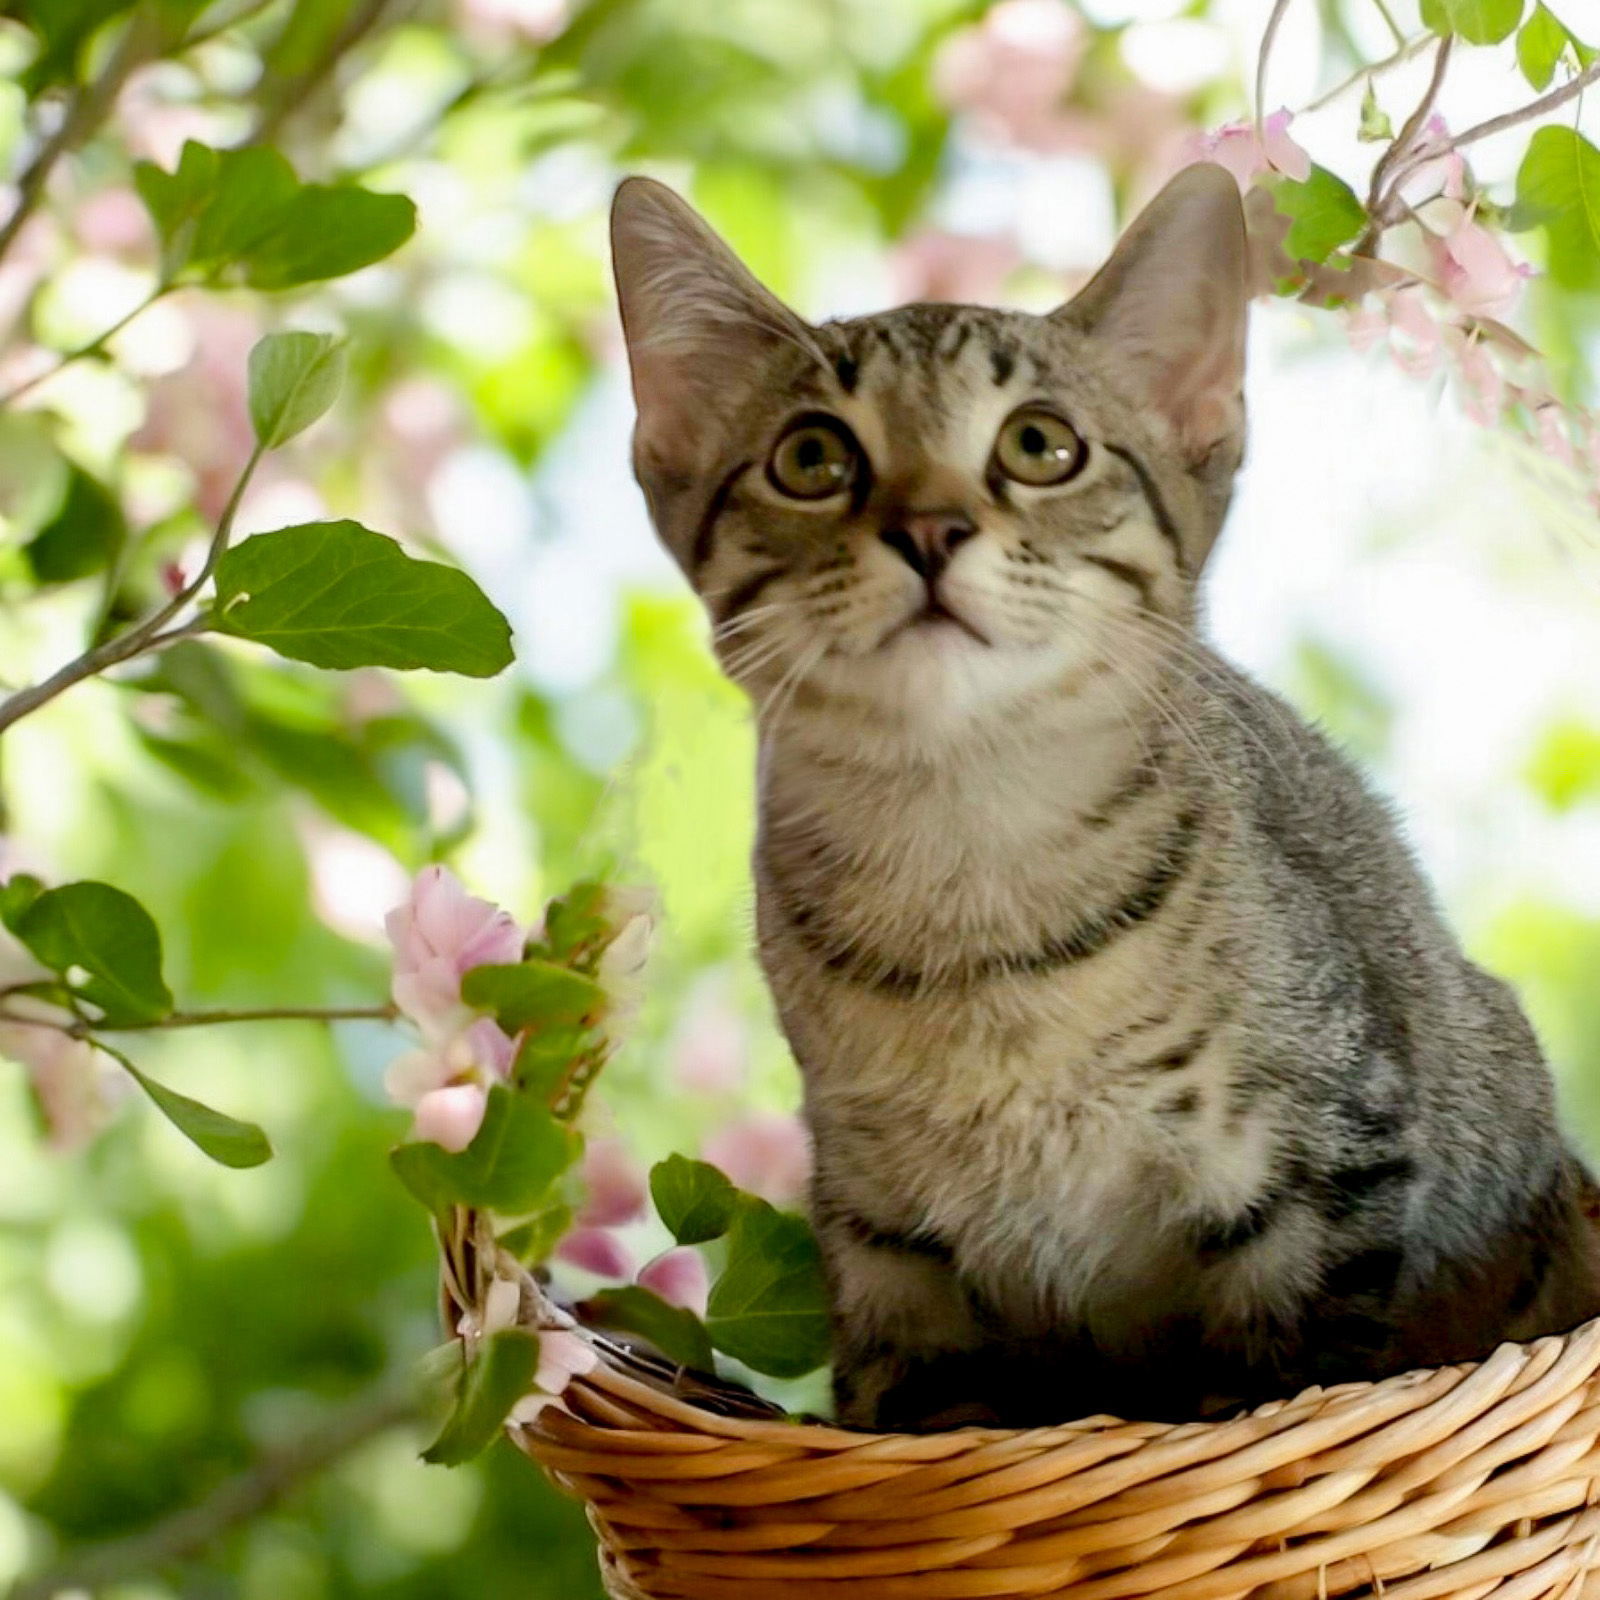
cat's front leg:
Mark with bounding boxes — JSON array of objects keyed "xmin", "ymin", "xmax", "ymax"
[{"xmin": 819, "ymin": 1208, "xmax": 995, "ymax": 1430}]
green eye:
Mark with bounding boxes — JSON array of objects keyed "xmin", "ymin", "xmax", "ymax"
[
  {"xmin": 993, "ymin": 406, "xmax": 1085, "ymax": 487},
  {"xmin": 768, "ymin": 418, "xmax": 859, "ymax": 500}
]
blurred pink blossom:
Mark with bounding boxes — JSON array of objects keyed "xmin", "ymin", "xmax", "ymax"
[
  {"xmin": 1387, "ymin": 288, "xmax": 1444, "ymax": 379},
  {"xmin": 933, "ymin": 0, "xmax": 1087, "ymax": 150},
  {"xmin": 702, "ymin": 1112, "xmax": 811, "ymax": 1208},
  {"xmin": 671, "ymin": 987, "xmax": 748, "ymax": 1097},
  {"xmin": 1427, "ymin": 215, "xmax": 1532, "ymax": 320},
  {"xmin": 411, "ymin": 1082, "xmax": 489, "ymax": 1152},
  {"xmin": 1456, "ymin": 341, "xmax": 1506, "ymax": 426},
  {"xmin": 890, "ymin": 231, "xmax": 1021, "ymax": 307},
  {"xmin": 1535, "ymin": 405, "xmax": 1577, "ymax": 469},
  {"xmin": 0, "ymin": 1023, "xmax": 114, "ymax": 1150},
  {"xmin": 456, "ymin": 0, "xmax": 569, "ymax": 43},
  {"xmin": 1345, "ymin": 305, "xmax": 1388, "ymax": 354},
  {"xmin": 578, "ymin": 1136, "xmax": 649, "ymax": 1227},
  {"xmin": 557, "ymin": 1225, "xmax": 635, "ymax": 1281},
  {"xmin": 76, "ymin": 187, "xmax": 150, "ymax": 255},
  {"xmin": 637, "ymin": 1248, "xmax": 709, "ymax": 1317},
  {"xmin": 1181, "ymin": 109, "xmax": 1310, "ymax": 192}
]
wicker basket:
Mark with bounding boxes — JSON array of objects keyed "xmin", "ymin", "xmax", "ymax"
[{"xmin": 501, "ymin": 1263, "xmax": 1600, "ymax": 1600}]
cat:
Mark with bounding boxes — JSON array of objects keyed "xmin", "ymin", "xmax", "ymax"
[{"xmin": 609, "ymin": 163, "xmax": 1600, "ymax": 1429}]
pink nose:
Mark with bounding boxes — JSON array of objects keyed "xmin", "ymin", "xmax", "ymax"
[{"xmin": 879, "ymin": 511, "xmax": 976, "ymax": 581}]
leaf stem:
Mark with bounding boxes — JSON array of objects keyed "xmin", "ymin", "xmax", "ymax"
[
  {"xmin": 1370, "ymin": 0, "xmax": 1408, "ymax": 49},
  {"xmin": 0, "ymin": 445, "xmax": 263, "ymax": 739},
  {"xmin": 0, "ymin": 286, "xmax": 169, "ymax": 409},
  {"xmin": 1255, "ymin": 0, "xmax": 1295, "ymax": 131}
]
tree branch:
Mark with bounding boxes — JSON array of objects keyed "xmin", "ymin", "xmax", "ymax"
[
  {"xmin": 1255, "ymin": 0, "xmax": 1295, "ymax": 130},
  {"xmin": 10, "ymin": 1384, "xmax": 417, "ymax": 1600},
  {"xmin": 0, "ymin": 4, "xmax": 162, "ymax": 268},
  {"xmin": 1424, "ymin": 57, "xmax": 1600, "ymax": 157},
  {"xmin": 1357, "ymin": 33, "xmax": 1454, "ymax": 255},
  {"xmin": 0, "ymin": 444, "xmax": 262, "ymax": 738}
]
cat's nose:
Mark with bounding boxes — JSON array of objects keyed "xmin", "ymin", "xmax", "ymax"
[{"xmin": 879, "ymin": 512, "xmax": 976, "ymax": 581}]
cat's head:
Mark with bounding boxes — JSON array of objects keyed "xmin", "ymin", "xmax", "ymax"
[{"xmin": 610, "ymin": 165, "xmax": 1248, "ymax": 736}]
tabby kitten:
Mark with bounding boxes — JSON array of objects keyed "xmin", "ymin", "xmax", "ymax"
[{"xmin": 610, "ymin": 165, "xmax": 1600, "ymax": 1429}]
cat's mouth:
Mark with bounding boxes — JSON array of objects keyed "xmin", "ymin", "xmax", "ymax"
[{"xmin": 878, "ymin": 595, "xmax": 993, "ymax": 651}]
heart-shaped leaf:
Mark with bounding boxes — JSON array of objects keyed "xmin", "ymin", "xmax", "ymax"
[
  {"xmin": 705, "ymin": 1198, "xmax": 831, "ymax": 1379},
  {"xmin": 15, "ymin": 882, "xmax": 173, "ymax": 1026},
  {"xmin": 248, "ymin": 332, "xmax": 348, "ymax": 450},
  {"xmin": 651, "ymin": 1155, "xmax": 738, "ymax": 1246}
]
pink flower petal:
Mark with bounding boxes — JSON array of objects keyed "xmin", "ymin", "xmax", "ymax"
[
  {"xmin": 1261, "ymin": 109, "xmax": 1312, "ymax": 182},
  {"xmin": 534, "ymin": 1329, "xmax": 598, "ymax": 1395},
  {"xmin": 702, "ymin": 1113, "xmax": 812, "ymax": 1208},
  {"xmin": 578, "ymin": 1136, "xmax": 649, "ymax": 1227},
  {"xmin": 1457, "ymin": 342, "xmax": 1505, "ymax": 426},
  {"xmin": 637, "ymin": 1248, "xmax": 710, "ymax": 1316},
  {"xmin": 411, "ymin": 1083, "xmax": 487, "ymax": 1151},
  {"xmin": 556, "ymin": 1226, "xmax": 635, "ymax": 1281}
]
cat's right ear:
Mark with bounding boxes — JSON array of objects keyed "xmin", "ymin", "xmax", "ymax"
[{"xmin": 611, "ymin": 178, "xmax": 818, "ymax": 488}]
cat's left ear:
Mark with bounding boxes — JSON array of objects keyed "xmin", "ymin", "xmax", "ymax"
[
  {"xmin": 611, "ymin": 177, "xmax": 821, "ymax": 484},
  {"xmin": 1056, "ymin": 163, "xmax": 1247, "ymax": 468}
]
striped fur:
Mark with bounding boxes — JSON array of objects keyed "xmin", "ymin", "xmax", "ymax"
[{"xmin": 611, "ymin": 170, "xmax": 1600, "ymax": 1428}]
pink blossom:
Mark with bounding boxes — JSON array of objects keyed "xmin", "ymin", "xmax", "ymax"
[
  {"xmin": 1535, "ymin": 405, "xmax": 1577, "ymax": 469},
  {"xmin": 1428, "ymin": 217, "xmax": 1532, "ymax": 321},
  {"xmin": 383, "ymin": 1014, "xmax": 516, "ymax": 1107},
  {"xmin": 578, "ymin": 1136, "xmax": 648, "ymax": 1227},
  {"xmin": 933, "ymin": 0, "xmax": 1087, "ymax": 151},
  {"xmin": 1345, "ymin": 305, "xmax": 1388, "ymax": 353},
  {"xmin": 556, "ymin": 1226, "xmax": 635, "ymax": 1281},
  {"xmin": 456, "ymin": 0, "xmax": 569, "ymax": 44},
  {"xmin": 671, "ymin": 988, "xmax": 748, "ymax": 1097},
  {"xmin": 1402, "ymin": 117, "xmax": 1468, "ymax": 205},
  {"xmin": 637, "ymin": 1248, "xmax": 709, "ymax": 1317},
  {"xmin": 1388, "ymin": 288, "xmax": 1443, "ymax": 378},
  {"xmin": 411, "ymin": 1082, "xmax": 488, "ymax": 1151},
  {"xmin": 890, "ymin": 231, "xmax": 1020, "ymax": 307},
  {"xmin": 702, "ymin": 1112, "xmax": 812, "ymax": 1208},
  {"xmin": 76, "ymin": 187, "xmax": 150, "ymax": 254},
  {"xmin": 1457, "ymin": 341, "xmax": 1505, "ymax": 427},
  {"xmin": 1182, "ymin": 109, "xmax": 1310, "ymax": 192},
  {"xmin": 0, "ymin": 1024, "xmax": 113, "ymax": 1150},
  {"xmin": 534, "ymin": 1329, "xmax": 597, "ymax": 1396},
  {"xmin": 385, "ymin": 865, "xmax": 524, "ymax": 1042}
]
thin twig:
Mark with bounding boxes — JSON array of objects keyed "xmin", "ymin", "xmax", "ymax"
[
  {"xmin": 0, "ymin": 286, "xmax": 168, "ymax": 409},
  {"xmin": 0, "ymin": 445, "xmax": 263, "ymax": 738},
  {"xmin": 1255, "ymin": 0, "xmax": 1295, "ymax": 131},
  {"xmin": 1369, "ymin": 0, "xmax": 1408, "ymax": 49},
  {"xmin": 1431, "ymin": 57, "xmax": 1600, "ymax": 156},
  {"xmin": 102, "ymin": 1003, "xmax": 401, "ymax": 1030},
  {"xmin": 10, "ymin": 1384, "xmax": 417, "ymax": 1600},
  {"xmin": 1304, "ymin": 33, "xmax": 1433, "ymax": 114},
  {"xmin": 177, "ymin": 0, "xmax": 282, "ymax": 52},
  {"xmin": 242, "ymin": 0, "xmax": 397, "ymax": 148},
  {"xmin": 1357, "ymin": 34, "xmax": 1454, "ymax": 255},
  {"xmin": 0, "ymin": 5, "xmax": 162, "ymax": 268}
]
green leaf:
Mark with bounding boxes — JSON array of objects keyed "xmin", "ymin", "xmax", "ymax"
[
  {"xmin": 0, "ymin": 874, "xmax": 44, "ymax": 934},
  {"xmin": 460, "ymin": 962, "xmax": 602, "ymax": 1034},
  {"xmin": 117, "ymin": 1055, "xmax": 273, "ymax": 1168},
  {"xmin": 1513, "ymin": 127, "xmax": 1600, "ymax": 290},
  {"xmin": 497, "ymin": 1204, "xmax": 573, "ymax": 1264},
  {"xmin": 705, "ymin": 1198, "xmax": 831, "ymax": 1379},
  {"xmin": 1357, "ymin": 80, "xmax": 1394, "ymax": 143},
  {"xmin": 421, "ymin": 1328, "xmax": 541, "ymax": 1466},
  {"xmin": 651, "ymin": 1155, "xmax": 739, "ymax": 1245},
  {"xmin": 1274, "ymin": 165, "xmax": 1367, "ymax": 265},
  {"xmin": 248, "ymin": 332, "xmax": 348, "ymax": 450},
  {"xmin": 1518, "ymin": 3, "xmax": 1571, "ymax": 87},
  {"xmin": 26, "ymin": 466, "xmax": 128, "ymax": 584},
  {"xmin": 509, "ymin": 1025, "xmax": 590, "ymax": 1101},
  {"xmin": 133, "ymin": 141, "xmax": 416, "ymax": 289},
  {"xmin": 241, "ymin": 185, "xmax": 418, "ymax": 290},
  {"xmin": 390, "ymin": 1085, "xmax": 581, "ymax": 1214},
  {"xmin": 212, "ymin": 521, "xmax": 514, "ymax": 677},
  {"xmin": 586, "ymin": 1286, "xmax": 715, "ymax": 1371},
  {"xmin": 15, "ymin": 882, "xmax": 173, "ymax": 1026},
  {"xmin": 1420, "ymin": 0, "xmax": 1525, "ymax": 43}
]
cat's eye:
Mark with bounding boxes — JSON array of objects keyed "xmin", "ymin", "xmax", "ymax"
[
  {"xmin": 767, "ymin": 417, "xmax": 860, "ymax": 501},
  {"xmin": 992, "ymin": 406, "xmax": 1086, "ymax": 487}
]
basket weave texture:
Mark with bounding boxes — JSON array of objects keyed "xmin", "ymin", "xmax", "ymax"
[{"xmin": 514, "ymin": 1304, "xmax": 1600, "ymax": 1600}]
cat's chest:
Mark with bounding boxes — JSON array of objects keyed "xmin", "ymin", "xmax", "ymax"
[{"xmin": 806, "ymin": 1003, "xmax": 1262, "ymax": 1332}]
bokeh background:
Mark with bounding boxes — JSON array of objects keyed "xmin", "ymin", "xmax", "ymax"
[{"xmin": 1, "ymin": 0, "xmax": 1599, "ymax": 1593}]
